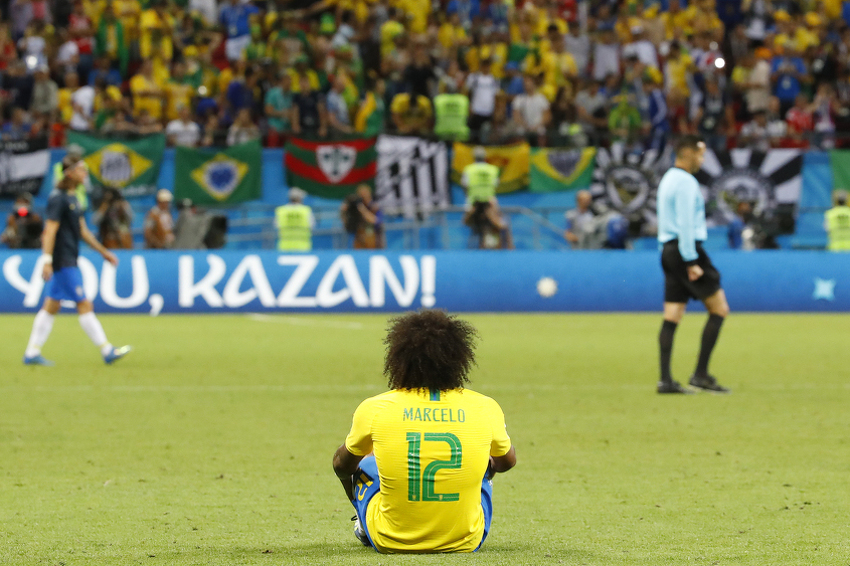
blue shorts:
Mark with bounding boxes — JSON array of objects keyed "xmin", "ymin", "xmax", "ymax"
[
  {"xmin": 351, "ymin": 455, "xmax": 494, "ymax": 553},
  {"xmin": 46, "ymin": 267, "xmax": 86, "ymax": 303}
]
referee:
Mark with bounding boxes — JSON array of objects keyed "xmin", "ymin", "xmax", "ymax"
[{"xmin": 656, "ymin": 135, "xmax": 730, "ymax": 394}]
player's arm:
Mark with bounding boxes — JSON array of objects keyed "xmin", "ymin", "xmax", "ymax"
[
  {"xmin": 332, "ymin": 444, "xmax": 364, "ymax": 502},
  {"xmin": 487, "ymin": 398, "xmax": 517, "ymax": 478},
  {"xmin": 79, "ymin": 217, "xmax": 118, "ymax": 267},
  {"xmin": 489, "ymin": 446, "xmax": 517, "ymax": 477},
  {"xmin": 40, "ymin": 220, "xmax": 60, "ymax": 281},
  {"xmin": 674, "ymin": 180, "xmax": 701, "ymax": 277},
  {"xmin": 334, "ymin": 399, "xmax": 374, "ymax": 501}
]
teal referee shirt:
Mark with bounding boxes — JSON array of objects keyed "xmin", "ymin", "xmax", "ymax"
[{"xmin": 656, "ymin": 167, "xmax": 708, "ymax": 264}]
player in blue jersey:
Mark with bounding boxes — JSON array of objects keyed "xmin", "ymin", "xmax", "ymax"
[
  {"xmin": 23, "ymin": 157, "xmax": 131, "ymax": 366},
  {"xmin": 655, "ymin": 135, "xmax": 730, "ymax": 394}
]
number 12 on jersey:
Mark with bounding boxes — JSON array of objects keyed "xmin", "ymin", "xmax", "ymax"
[{"xmin": 406, "ymin": 432, "xmax": 463, "ymax": 502}]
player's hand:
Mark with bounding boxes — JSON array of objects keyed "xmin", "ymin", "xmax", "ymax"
[
  {"xmin": 687, "ymin": 265, "xmax": 704, "ymax": 281},
  {"xmin": 104, "ymin": 251, "xmax": 119, "ymax": 267},
  {"xmin": 42, "ymin": 263, "xmax": 53, "ymax": 282}
]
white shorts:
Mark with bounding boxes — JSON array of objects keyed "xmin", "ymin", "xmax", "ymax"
[{"xmin": 225, "ymin": 35, "xmax": 250, "ymax": 61}]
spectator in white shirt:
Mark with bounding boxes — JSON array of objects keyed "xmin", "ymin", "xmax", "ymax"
[
  {"xmin": 227, "ymin": 108, "xmax": 261, "ymax": 146},
  {"xmin": 511, "ymin": 76, "xmax": 551, "ymax": 147},
  {"xmin": 592, "ymin": 25, "xmax": 620, "ymax": 82},
  {"xmin": 68, "ymin": 72, "xmax": 95, "ymax": 131},
  {"xmin": 464, "ymin": 58, "xmax": 500, "ymax": 143},
  {"xmin": 622, "ymin": 26, "xmax": 658, "ymax": 70},
  {"xmin": 54, "ymin": 28, "xmax": 79, "ymax": 74},
  {"xmin": 564, "ymin": 20, "xmax": 590, "ymax": 76},
  {"xmin": 166, "ymin": 105, "xmax": 202, "ymax": 147}
]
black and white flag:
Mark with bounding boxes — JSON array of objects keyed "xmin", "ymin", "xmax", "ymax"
[
  {"xmin": 375, "ymin": 136, "xmax": 451, "ymax": 218},
  {"xmin": 695, "ymin": 149, "xmax": 803, "ymax": 226},
  {"xmin": 0, "ymin": 136, "xmax": 51, "ymax": 198}
]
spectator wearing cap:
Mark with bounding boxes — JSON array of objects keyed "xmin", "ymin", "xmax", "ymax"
[
  {"xmin": 220, "ymin": 0, "xmax": 259, "ymax": 62},
  {"xmin": 144, "ymin": 189, "xmax": 175, "ymax": 249},
  {"xmin": 275, "ymin": 187, "xmax": 314, "ymax": 252}
]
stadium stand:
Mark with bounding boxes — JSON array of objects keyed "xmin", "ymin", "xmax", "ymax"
[{"xmin": 0, "ymin": 0, "xmax": 846, "ymax": 250}]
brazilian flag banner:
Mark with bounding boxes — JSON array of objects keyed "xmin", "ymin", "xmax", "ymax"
[
  {"xmin": 174, "ymin": 140, "xmax": 262, "ymax": 205},
  {"xmin": 66, "ymin": 132, "xmax": 166, "ymax": 197},
  {"xmin": 285, "ymin": 137, "xmax": 377, "ymax": 199},
  {"xmin": 529, "ymin": 148, "xmax": 596, "ymax": 193}
]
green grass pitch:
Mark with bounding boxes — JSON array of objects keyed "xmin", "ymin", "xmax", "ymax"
[{"xmin": 1, "ymin": 313, "xmax": 849, "ymax": 565}]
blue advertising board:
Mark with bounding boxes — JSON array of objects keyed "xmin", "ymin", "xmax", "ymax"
[{"xmin": 1, "ymin": 251, "xmax": 848, "ymax": 314}]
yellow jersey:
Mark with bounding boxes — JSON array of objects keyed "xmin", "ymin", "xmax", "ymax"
[{"xmin": 345, "ymin": 388, "xmax": 512, "ymax": 553}]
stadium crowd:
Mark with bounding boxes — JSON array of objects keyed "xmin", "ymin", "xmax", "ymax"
[{"xmin": 1, "ymin": 0, "xmax": 849, "ymax": 150}]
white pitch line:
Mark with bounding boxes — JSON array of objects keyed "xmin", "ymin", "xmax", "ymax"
[{"xmin": 246, "ymin": 313, "xmax": 374, "ymax": 330}]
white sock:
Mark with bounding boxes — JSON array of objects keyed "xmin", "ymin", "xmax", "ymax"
[
  {"xmin": 79, "ymin": 312, "xmax": 112, "ymax": 356},
  {"xmin": 25, "ymin": 310, "xmax": 55, "ymax": 358}
]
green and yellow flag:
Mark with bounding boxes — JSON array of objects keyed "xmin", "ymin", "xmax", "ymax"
[
  {"xmin": 451, "ymin": 142, "xmax": 531, "ymax": 193},
  {"xmin": 174, "ymin": 140, "xmax": 262, "ymax": 205},
  {"xmin": 529, "ymin": 148, "xmax": 596, "ymax": 193},
  {"xmin": 67, "ymin": 132, "xmax": 165, "ymax": 197}
]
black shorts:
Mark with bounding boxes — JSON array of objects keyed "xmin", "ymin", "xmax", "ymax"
[{"xmin": 661, "ymin": 240, "xmax": 722, "ymax": 303}]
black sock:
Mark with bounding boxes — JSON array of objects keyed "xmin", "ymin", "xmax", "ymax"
[
  {"xmin": 695, "ymin": 314, "xmax": 725, "ymax": 377},
  {"xmin": 659, "ymin": 320, "xmax": 678, "ymax": 383}
]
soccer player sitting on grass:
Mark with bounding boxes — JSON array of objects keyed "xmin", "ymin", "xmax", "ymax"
[
  {"xmin": 332, "ymin": 310, "xmax": 517, "ymax": 553},
  {"xmin": 23, "ymin": 157, "xmax": 131, "ymax": 366}
]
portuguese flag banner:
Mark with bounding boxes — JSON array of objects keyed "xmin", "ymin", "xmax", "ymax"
[
  {"xmin": 174, "ymin": 139, "xmax": 262, "ymax": 205},
  {"xmin": 285, "ymin": 137, "xmax": 377, "ymax": 199},
  {"xmin": 529, "ymin": 147, "xmax": 596, "ymax": 193},
  {"xmin": 67, "ymin": 131, "xmax": 165, "ymax": 197}
]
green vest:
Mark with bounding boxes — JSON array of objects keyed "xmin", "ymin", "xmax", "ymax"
[
  {"xmin": 53, "ymin": 162, "xmax": 88, "ymax": 211},
  {"xmin": 825, "ymin": 205, "xmax": 850, "ymax": 251},
  {"xmin": 434, "ymin": 93, "xmax": 470, "ymax": 142},
  {"xmin": 463, "ymin": 162, "xmax": 499, "ymax": 205},
  {"xmin": 276, "ymin": 204, "xmax": 312, "ymax": 251}
]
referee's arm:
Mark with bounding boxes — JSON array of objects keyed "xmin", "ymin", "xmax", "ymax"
[{"xmin": 674, "ymin": 180, "xmax": 700, "ymax": 267}]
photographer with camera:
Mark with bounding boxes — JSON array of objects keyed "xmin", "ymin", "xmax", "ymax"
[
  {"xmin": 463, "ymin": 197, "xmax": 514, "ymax": 250},
  {"xmin": 92, "ymin": 188, "xmax": 134, "ymax": 249},
  {"xmin": 340, "ymin": 184, "xmax": 384, "ymax": 249},
  {"xmin": 1, "ymin": 193, "xmax": 44, "ymax": 249}
]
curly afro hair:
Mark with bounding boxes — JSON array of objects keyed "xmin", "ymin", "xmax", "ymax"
[{"xmin": 384, "ymin": 310, "xmax": 479, "ymax": 392}]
